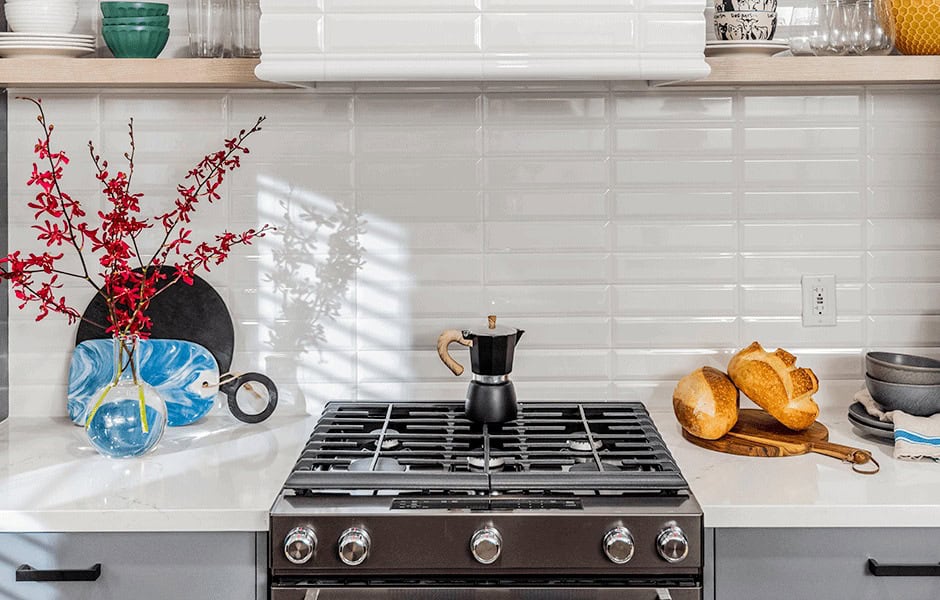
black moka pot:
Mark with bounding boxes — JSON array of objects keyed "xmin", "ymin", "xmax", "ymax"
[{"xmin": 437, "ymin": 315, "xmax": 525, "ymax": 424}]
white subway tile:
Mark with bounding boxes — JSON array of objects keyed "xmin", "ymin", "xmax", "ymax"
[
  {"xmin": 614, "ymin": 94, "xmax": 733, "ymax": 121},
  {"xmin": 358, "ymin": 125, "xmax": 481, "ymax": 156},
  {"xmin": 614, "ymin": 254, "xmax": 737, "ymax": 283},
  {"xmin": 486, "ymin": 191, "xmax": 607, "ymax": 219},
  {"xmin": 615, "ymin": 159, "xmax": 734, "ymax": 186},
  {"xmin": 359, "ymin": 191, "xmax": 482, "ymax": 221},
  {"xmin": 612, "ymin": 317, "xmax": 738, "ymax": 348},
  {"xmin": 356, "ymin": 95, "xmax": 481, "ymax": 124},
  {"xmin": 869, "ymin": 155, "xmax": 940, "ymax": 186},
  {"xmin": 742, "ymin": 253, "xmax": 864, "ymax": 282},
  {"xmin": 612, "ymin": 349, "xmax": 737, "ymax": 380},
  {"xmin": 742, "ymin": 191, "xmax": 862, "ymax": 218},
  {"xmin": 229, "ymin": 93, "xmax": 354, "ymax": 124},
  {"xmin": 512, "ymin": 349, "xmax": 611, "ymax": 380},
  {"xmin": 742, "ymin": 222, "xmax": 863, "ymax": 251},
  {"xmin": 744, "ymin": 127, "xmax": 861, "ymax": 154},
  {"xmin": 743, "ymin": 94, "xmax": 860, "ymax": 120},
  {"xmin": 484, "ymin": 285, "xmax": 611, "ymax": 316},
  {"xmin": 869, "ymin": 251, "xmax": 940, "ymax": 282},
  {"xmin": 870, "ymin": 188, "xmax": 940, "ymax": 217},
  {"xmin": 485, "ymin": 126, "xmax": 608, "ymax": 155},
  {"xmin": 869, "ymin": 89, "xmax": 940, "ymax": 122},
  {"xmin": 869, "ymin": 316, "xmax": 940, "ymax": 347},
  {"xmin": 359, "ymin": 253, "xmax": 484, "ymax": 283},
  {"xmin": 744, "ymin": 159, "xmax": 860, "ymax": 187},
  {"xmin": 361, "ymin": 221, "xmax": 482, "ymax": 253},
  {"xmin": 486, "ymin": 158, "xmax": 608, "ymax": 187},
  {"xmin": 869, "ymin": 122, "xmax": 940, "ymax": 153},
  {"xmin": 741, "ymin": 317, "xmax": 864, "ymax": 347},
  {"xmin": 101, "ymin": 94, "xmax": 226, "ymax": 123},
  {"xmin": 486, "ymin": 95, "xmax": 607, "ymax": 122},
  {"xmin": 615, "ymin": 127, "xmax": 733, "ymax": 155},
  {"xmin": 487, "ymin": 221, "xmax": 608, "ymax": 252},
  {"xmin": 485, "ymin": 253, "xmax": 610, "ymax": 283},
  {"xmin": 612, "ymin": 285, "xmax": 737, "ymax": 316},
  {"xmin": 868, "ymin": 283, "xmax": 940, "ymax": 315},
  {"xmin": 358, "ymin": 157, "xmax": 481, "ymax": 190},
  {"xmin": 869, "ymin": 219, "xmax": 940, "ymax": 250},
  {"xmin": 614, "ymin": 222, "xmax": 736, "ymax": 252},
  {"xmin": 612, "ymin": 191, "xmax": 734, "ymax": 218}
]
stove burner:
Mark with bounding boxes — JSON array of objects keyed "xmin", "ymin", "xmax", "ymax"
[
  {"xmin": 567, "ymin": 438, "xmax": 603, "ymax": 452},
  {"xmin": 366, "ymin": 428, "xmax": 400, "ymax": 451},
  {"xmin": 348, "ymin": 457, "xmax": 405, "ymax": 472},
  {"xmin": 467, "ymin": 456, "xmax": 506, "ymax": 471}
]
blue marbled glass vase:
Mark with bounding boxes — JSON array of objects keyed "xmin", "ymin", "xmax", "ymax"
[{"xmin": 85, "ymin": 335, "xmax": 167, "ymax": 458}]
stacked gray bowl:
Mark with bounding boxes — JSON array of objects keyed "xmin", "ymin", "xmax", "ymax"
[{"xmin": 865, "ymin": 352, "xmax": 940, "ymax": 416}]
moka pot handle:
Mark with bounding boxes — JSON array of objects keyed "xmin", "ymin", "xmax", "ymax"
[{"xmin": 437, "ymin": 329, "xmax": 473, "ymax": 376}]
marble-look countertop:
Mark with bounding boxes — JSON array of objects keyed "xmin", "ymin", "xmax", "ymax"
[
  {"xmin": 1, "ymin": 406, "xmax": 937, "ymax": 533},
  {"xmin": 0, "ymin": 414, "xmax": 317, "ymax": 532},
  {"xmin": 651, "ymin": 407, "xmax": 940, "ymax": 529}
]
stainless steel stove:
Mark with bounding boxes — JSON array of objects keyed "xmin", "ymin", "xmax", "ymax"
[{"xmin": 270, "ymin": 402, "xmax": 703, "ymax": 599}]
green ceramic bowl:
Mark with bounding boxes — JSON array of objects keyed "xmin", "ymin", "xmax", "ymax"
[
  {"xmin": 103, "ymin": 15, "xmax": 170, "ymax": 27},
  {"xmin": 102, "ymin": 26, "xmax": 170, "ymax": 58},
  {"xmin": 100, "ymin": 2, "xmax": 169, "ymax": 18}
]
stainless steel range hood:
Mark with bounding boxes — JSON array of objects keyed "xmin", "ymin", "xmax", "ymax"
[{"xmin": 256, "ymin": 0, "xmax": 710, "ymax": 87}]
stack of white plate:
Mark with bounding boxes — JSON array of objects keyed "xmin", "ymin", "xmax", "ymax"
[{"xmin": 0, "ymin": 32, "xmax": 94, "ymax": 58}]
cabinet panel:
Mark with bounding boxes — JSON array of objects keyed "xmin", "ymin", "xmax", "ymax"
[
  {"xmin": 0, "ymin": 531, "xmax": 258, "ymax": 600},
  {"xmin": 715, "ymin": 528, "xmax": 940, "ymax": 600}
]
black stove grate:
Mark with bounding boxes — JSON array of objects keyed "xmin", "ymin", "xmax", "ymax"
[{"xmin": 284, "ymin": 402, "xmax": 688, "ymax": 495}]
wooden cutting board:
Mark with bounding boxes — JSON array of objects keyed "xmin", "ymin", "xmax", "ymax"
[{"xmin": 682, "ymin": 409, "xmax": 878, "ymax": 472}]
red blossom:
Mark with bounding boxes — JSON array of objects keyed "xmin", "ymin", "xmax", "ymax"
[{"xmin": 0, "ymin": 96, "xmax": 268, "ymax": 337}]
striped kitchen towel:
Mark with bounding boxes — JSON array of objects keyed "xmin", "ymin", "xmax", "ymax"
[{"xmin": 855, "ymin": 389, "xmax": 940, "ymax": 461}]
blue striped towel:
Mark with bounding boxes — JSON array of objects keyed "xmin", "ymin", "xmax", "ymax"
[{"xmin": 856, "ymin": 389, "xmax": 940, "ymax": 461}]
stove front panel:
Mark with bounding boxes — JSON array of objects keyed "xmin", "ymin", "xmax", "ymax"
[{"xmin": 270, "ymin": 505, "xmax": 701, "ymax": 576}]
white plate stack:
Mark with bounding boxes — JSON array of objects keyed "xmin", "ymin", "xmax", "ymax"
[{"xmin": 1, "ymin": 0, "xmax": 94, "ymax": 57}]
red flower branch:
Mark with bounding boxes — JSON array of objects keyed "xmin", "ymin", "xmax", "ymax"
[{"xmin": 0, "ymin": 97, "xmax": 271, "ymax": 337}]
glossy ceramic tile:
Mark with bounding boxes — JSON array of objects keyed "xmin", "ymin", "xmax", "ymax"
[{"xmin": 10, "ymin": 86, "xmax": 940, "ymax": 416}]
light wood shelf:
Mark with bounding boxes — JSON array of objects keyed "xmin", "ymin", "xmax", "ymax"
[
  {"xmin": 688, "ymin": 55, "xmax": 940, "ymax": 86},
  {"xmin": 0, "ymin": 58, "xmax": 288, "ymax": 88},
  {"xmin": 0, "ymin": 55, "xmax": 938, "ymax": 89}
]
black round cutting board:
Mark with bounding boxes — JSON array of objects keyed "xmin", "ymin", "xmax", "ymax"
[{"xmin": 75, "ymin": 266, "xmax": 235, "ymax": 374}]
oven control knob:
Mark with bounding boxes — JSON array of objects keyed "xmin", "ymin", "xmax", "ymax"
[
  {"xmin": 284, "ymin": 527, "xmax": 317, "ymax": 565},
  {"xmin": 656, "ymin": 525, "xmax": 689, "ymax": 563},
  {"xmin": 470, "ymin": 527, "xmax": 502, "ymax": 564},
  {"xmin": 338, "ymin": 527, "xmax": 371, "ymax": 566},
  {"xmin": 603, "ymin": 527, "xmax": 636, "ymax": 564}
]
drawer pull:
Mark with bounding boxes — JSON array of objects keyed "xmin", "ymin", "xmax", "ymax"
[
  {"xmin": 16, "ymin": 563, "xmax": 101, "ymax": 582},
  {"xmin": 868, "ymin": 558, "xmax": 940, "ymax": 577}
]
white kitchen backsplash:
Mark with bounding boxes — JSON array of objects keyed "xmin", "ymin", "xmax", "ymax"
[{"xmin": 7, "ymin": 85, "xmax": 940, "ymax": 418}]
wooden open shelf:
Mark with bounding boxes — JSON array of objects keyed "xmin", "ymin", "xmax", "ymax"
[
  {"xmin": 0, "ymin": 58, "xmax": 287, "ymax": 88},
  {"xmin": 686, "ymin": 55, "xmax": 940, "ymax": 86},
  {"xmin": 0, "ymin": 55, "xmax": 938, "ymax": 89}
]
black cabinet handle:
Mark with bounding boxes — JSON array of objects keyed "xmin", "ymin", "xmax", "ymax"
[
  {"xmin": 868, "ymin": 558, "xmax": 940, "ymax": 577},
  {"xmin": 16, "ymin": 563, "xmax": 101, "ymax": 582}
]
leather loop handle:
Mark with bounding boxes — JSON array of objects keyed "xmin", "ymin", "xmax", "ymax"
[
  {"xmin": 437, "ymin": 329, "xmax": 472, "ymax": 376},
  {"xmin": 16, "ymin": 563, "xmax": 101, "ymax": 582}
]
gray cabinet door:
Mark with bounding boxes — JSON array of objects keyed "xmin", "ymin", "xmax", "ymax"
[
  {"xmin": 715, "ymin": 528, "xmax": 940, "ymax": 600},
  {"xmin": 0, "ymin": 531, "xmax": 260, "ymax": 600}
]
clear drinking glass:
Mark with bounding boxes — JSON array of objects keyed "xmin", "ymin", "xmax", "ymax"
[
  {"xmin": 810, "ymin": 0, "xmax": 852, "ymax": 55},
  {"xmin": 848, "ymin": 0, "xmax": 895, "ymax": 54},
  {"xmin": 231, "ymin": 0, "xmax": 261, "ymax": 57},
  {"xmin": 187, "ymin": 0, "xmax": 230, "ymax": 58}
]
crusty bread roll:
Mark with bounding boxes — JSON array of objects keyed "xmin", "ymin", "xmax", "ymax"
[
  {"xmin": 727, "ymin": 341, "xmax": 819, "ymax": 431},
  {"xmin": 673, "ymin": 366, "xmax": 740, "ymax": 440}
]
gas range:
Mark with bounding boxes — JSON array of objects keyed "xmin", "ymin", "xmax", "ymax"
[{"xmin": 270, "ymin": 401, "xmax": 703, "ymax": 600}]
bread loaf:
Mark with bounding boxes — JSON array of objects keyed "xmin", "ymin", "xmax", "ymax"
[
  {"xmin": 727, "ymin": 341, "xmax": 819, "ymax": 431},
  {"xmin": 673, "ymin": 366, "xmax": 740, "ymax": 440}
]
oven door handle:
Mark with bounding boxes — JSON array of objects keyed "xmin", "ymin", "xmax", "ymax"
[
  {"xmin": 868, "ymin": 558, "xmax": 940, "ymax": 577},
  {"xmin": 272, "ymin": 587, "xmax": 700, "ymax": 600},
  {"xmin": 16, "ymin": 563, "xmax": 102, "ymax": 582}
]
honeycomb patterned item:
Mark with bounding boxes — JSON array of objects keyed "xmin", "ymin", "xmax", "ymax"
[{"xmin": 891, "ymin": 0, "xmax": 940, "ymax": 55}]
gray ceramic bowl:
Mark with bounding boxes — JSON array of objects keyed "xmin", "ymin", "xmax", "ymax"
[
  {"xmin": 865, "ymin": 373, "xmax": 940, "ymax": 416},
  {"xmin": 866, "ymin": 351, "xmax": 940, "ymax": 385}
]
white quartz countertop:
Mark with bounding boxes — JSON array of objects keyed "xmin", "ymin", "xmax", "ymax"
[
  {"xmin": 650, "ymin": 407, "xmax": 940, "ymax": 529},
  {"xmin": 1, "ymin": 406, "xmax": 938, "ymax": 533},
  {"xmin": 0, "ymin": 414, "xmax": 317, "ymax": 532}
]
